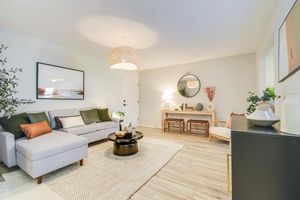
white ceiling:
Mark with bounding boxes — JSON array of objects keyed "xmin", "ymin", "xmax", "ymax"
[{"xmin": 0, "ymin": 0, "xmax": 276, "ymax": 70}]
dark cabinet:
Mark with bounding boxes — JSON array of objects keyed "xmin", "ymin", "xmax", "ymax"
[{"xmin": 231, "ymin": 116, "xmax": 300, "ymax": 200}]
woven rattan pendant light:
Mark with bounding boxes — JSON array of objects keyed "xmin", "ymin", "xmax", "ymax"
[{"xmin": 108, "ymin": 46, "xmax": 138, "ymax": 70}]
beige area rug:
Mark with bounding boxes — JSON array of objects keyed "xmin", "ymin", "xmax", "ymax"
[{"xmin": 0, "ymin": 138, "xmax": 182, "ymax": 200}]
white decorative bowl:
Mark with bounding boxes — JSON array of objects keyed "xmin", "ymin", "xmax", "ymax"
[{"xmin": 247, "ymin": 105, "xmax": 280, "ymax": 126}]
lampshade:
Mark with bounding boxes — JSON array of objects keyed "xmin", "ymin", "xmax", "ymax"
[
  {"xmin": 108, "ymin": 46, "xmax": 138, "ymax": 70},
  {"xmin": 161, "ymin": 92, "xmax": 173, "ymax": 100}
]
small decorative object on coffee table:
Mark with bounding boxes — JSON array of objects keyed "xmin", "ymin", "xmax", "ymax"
[{"xmin": 108, "ymin": 124, "xmax": 143, "ymax": 156}]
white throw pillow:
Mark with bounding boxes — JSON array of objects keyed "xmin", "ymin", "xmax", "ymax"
[{"xmin": 59, "ymin": 116, "xmax": 85, "ymax": 129}]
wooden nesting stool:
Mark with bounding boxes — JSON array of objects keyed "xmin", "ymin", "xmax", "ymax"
[
  {"xmin": 187, "ymin": 119, "xmax": 209, "ymax": 135},
  {"xmin": 164, "ymin": 118, "xmax": 185, "ymax": 133}
]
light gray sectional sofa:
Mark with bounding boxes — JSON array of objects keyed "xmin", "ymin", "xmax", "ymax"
[
  {"xmin": 0, "ymin": 107, "xmax": 119, "ymax": 184},
  {"xmin": 16, "ymin": 131, "xmax": 88, "ymax": 184},
  {"xmin": 48, "ymin": 107, "xmax": 119, "ymax": 143}
]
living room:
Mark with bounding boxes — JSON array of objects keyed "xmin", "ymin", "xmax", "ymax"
[{"xmin": 1, "ymin": 0, "xmax": 300, "ymax": 200}]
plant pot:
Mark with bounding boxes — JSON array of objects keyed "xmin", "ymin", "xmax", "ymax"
[{"xmin": 257, "ymin": 101, "xmax": 274, "ymax": 112}]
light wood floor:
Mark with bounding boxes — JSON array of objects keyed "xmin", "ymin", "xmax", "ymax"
[
  {"xmin": 131, "ymin": 127, "xmax": 231, "ymax": 200},
  {"xmin": 0, "ymin": 127, "xmax": 231, "ymax": 200}
]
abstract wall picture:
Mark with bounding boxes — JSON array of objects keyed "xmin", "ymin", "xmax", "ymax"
[
  {"xmin": 278, "ymin": 0, "xmax": 300, "ymax": 82},
  {"xmin": 37, "ymin": 62, "xmax": 84, "ymax": 100}
]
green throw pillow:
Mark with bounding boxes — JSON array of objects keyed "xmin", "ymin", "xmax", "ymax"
[
  {"xmin": 80, "ymin": 109, "xmax": 101, "ymax": 124},
  {"xmin": 0, "ymin": 113, "xmax": 30, "ymax": 139},
  {"xmin": 98, "ymin": 108, "xmax": 112, "ymax": 122},
  {"xmin": 28, "ymin": 112, "xmax": 50, "ymax": 126}
]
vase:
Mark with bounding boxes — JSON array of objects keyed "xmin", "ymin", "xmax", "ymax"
[
  {"xmin": 206, "ymin": 102, "xmax": 215, "ymax": 112},
  {"xmin": 280, "ymin": 94, "xmax": 300, "ymax": 135},
  {"xmin": 247, "ymin": 105, "xmax": 280, "ymax": 126},
  {"xmin": 257, "ymin": 101, "xmax": 274, "ymax": 112},
  {"xmin": 195, "ymin": 103, "xmax": 204, "ymax": 111}
]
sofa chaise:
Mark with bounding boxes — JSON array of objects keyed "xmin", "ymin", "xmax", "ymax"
[{"xmin": 0, "ymin": 107, "xmax": 120, "ymax": 184}]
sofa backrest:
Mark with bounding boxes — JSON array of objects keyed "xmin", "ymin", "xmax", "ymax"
[{"xmin": 48, "ymin": 107, "xmax": 96, "ymax": 129}]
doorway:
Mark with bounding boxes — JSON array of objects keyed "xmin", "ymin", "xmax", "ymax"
[{"xmin": 122, "ymin": 72, "xmax": 139, "ymax": 127}]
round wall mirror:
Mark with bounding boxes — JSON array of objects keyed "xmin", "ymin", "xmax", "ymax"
[{"xmin": 177, "ymin": 74, "xmax": 201, "ymax": 98}]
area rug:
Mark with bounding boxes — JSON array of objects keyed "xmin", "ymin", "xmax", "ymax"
[{"xmin": 0, "ymin": 138, "xmax": 182, "ymax": 200}]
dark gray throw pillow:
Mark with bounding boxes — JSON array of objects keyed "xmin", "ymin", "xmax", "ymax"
[
  {"xmin": 0, "ymin": 113, "xmax": 30, "ymax": 139},
  {"xmin": 28, "ymin": 112, "xmax": 50, "ymax": 126}
]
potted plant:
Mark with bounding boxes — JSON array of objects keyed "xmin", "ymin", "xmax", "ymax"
[
  {"xmin": 246, "ymin": 87, "xmax": 280, "ymax": 115},
  {"xmin": 113, "ymin": 111, "xmax": 125, "ymax": 119},
  {"xmin": 0, "ymin": 44, "xmax": 34, "ymax": 117}
]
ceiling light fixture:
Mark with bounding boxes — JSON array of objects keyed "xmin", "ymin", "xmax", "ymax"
[{"xmin": 108, "ymin": 46, "xmax": 138, "ymax": 70}]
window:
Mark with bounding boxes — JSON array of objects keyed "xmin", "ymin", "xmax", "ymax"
[
  {"xmin": 263, "ymin": 46, "xmax": 275, "ymax": 88},
  {"xmin": 259, "ymin": 35, "xmax": 276, "ymax": 91}
]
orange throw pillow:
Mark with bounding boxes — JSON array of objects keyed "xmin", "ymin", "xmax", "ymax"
[{"xmin": 20, "ymin": 121, "xmax": 52, "ymax": 139}]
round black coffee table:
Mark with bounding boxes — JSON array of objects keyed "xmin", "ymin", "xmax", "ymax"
[{"xmin": 108, "ymin": 131, "xmax": 143, "ymax": 156}]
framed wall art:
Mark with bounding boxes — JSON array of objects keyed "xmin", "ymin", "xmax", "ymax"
[
  {"xmin": 36, "ymin": 62, "xmax": 84, "ymax": 100},
  {"xmin": 278, "ymin": 0, "xmax": 300, "ymax": 82}
]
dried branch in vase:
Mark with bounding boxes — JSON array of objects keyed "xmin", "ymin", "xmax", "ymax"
[{"xmin": 204, "ymin": 86, "xmax": 216, "ymax": 102}]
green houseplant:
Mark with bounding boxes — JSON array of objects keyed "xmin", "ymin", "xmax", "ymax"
[
  {"xmin": 246, "ymin": 87, "xmax": 280, "ymax": 115},
  {"xmin": 115, "ymin": 111, "xmax": 125, "ymax": 118},
  {"xmin": 0, "ymin": 44, "xmax": 34, "ymax": 117}
]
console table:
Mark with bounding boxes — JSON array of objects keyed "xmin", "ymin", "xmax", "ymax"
[
  {"xmin": 161, "ymin": 110, "xmax": 216, "ymax": 131},
  {"xmin": 231, "ymin": 116, "xmax": 300, "ymax": 200}
]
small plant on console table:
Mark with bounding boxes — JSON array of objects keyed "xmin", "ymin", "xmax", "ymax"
[{"xmin": 0, "ymin": 44, "xmax": 34, "ymax": 117}]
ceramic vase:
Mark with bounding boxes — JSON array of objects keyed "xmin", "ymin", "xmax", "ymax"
[
  {"xmin": 206, "ymin": 102, "xmax": 215, "ymax": 111},
  {"xmin": 195, "ymin": 103, "xmax": 204, "ymax": 111},
  {"xmin": 257, "ymin": 101, "xmax": 274, "ymax": 112},
  {"xmin": 281, "ymin": 94, "xmax": 300, "ymax": 135},
  {"xmin": 246, "ymin": 105, "xmax": 280, "ymax": 126}
]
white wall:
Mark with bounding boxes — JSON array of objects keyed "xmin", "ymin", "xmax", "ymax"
[
  {"xmin": 257, "ymin": 0, "xmax": 300, "ymax": 113},
  {"xmin": 139, "ymin": 54, "xmax": 257, "ymax": 128},
  {"xmin": 0, "ymin": 27, "xmax": 136, "ymax": 113}
]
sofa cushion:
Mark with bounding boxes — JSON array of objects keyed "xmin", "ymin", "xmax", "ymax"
[
  {"xmin": 27, "ymin": 112, "xmax": 50, "ymax": 126},
  {"xmin": 63, "ymin": 124, "xmax": 98, "ymax": 135},
  {"xmin": 0, "ymin": 113, "xmax": 30, "ymax": 139},
  {"xmin": 20, "ymin": 121, "xmax": 52, "ymax": 139},
  {"xmin": 48, "ymin": 107, "xmax": 95, "ymax": 129},
  {"xmin": 80, "ymin": 109, "xmax": 101, "ymax": 124},
  {"xmin": 15, "ymin": 130, "xmax": 88, "ymax": 161},
  {"xmin": 95, "ymin": 121, "xmax": 118, "ymax": 131},
  {"xmin": 97, "ymin": 108, "xmax": 112, "ymax": 122},
  {"xmin": 209, "ymin": 127, "xmax": 231, "ymax": 139},
  {"xmin": 59, "ymin": 116, "xmax": 85, "ymax": 129},
  {"xmin": 54, "ymin": 115, "xmax": 78, "ymax": 130}
]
